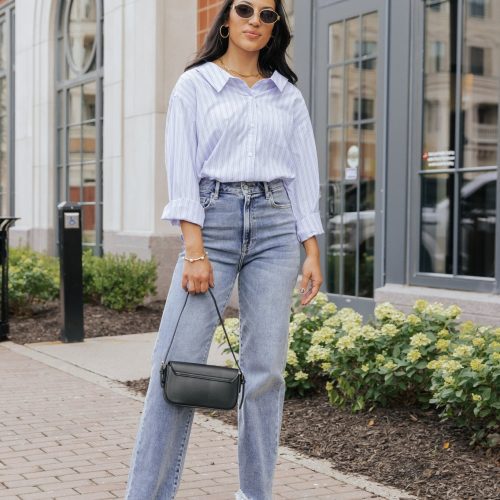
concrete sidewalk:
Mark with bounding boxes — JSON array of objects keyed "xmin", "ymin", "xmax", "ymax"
[
  {"xmin": 12, "ymin": 331, "xmax": 232, "ymax": 383},
  {"xmin": 0, "ymin": 336, "xmax": 416, "ymax": 500}
]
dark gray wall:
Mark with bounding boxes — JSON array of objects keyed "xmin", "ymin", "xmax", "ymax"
[{"xmin": 384, "ymin": 0, "xmax": 412, "ymax": 286}]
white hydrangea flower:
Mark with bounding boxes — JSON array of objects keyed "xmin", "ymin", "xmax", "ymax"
[
  {"xmin": 409, "ymin": 333, "xmax": 432, "ymax": 348},
  {"xmin": 306, "ymin": 344, "xmax": 331, "ymax": 363}
]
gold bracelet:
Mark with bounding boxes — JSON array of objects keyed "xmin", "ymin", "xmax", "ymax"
[{"xmin": 184, "ymin": 251, "xmax": 208, "ymax": 263}]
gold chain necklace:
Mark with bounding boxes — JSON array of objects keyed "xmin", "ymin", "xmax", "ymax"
[{"xmin": 218, "ymin": 57, "xmax": 262, "ymax": 79}]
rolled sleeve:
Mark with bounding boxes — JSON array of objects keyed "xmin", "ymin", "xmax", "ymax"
[
  {"xmin": 285, "ymin": 91, "xmax": 325, "ymax": 243},
  {"xmin": 161, "ymin": 89, "xmax": 204, "ymax": 228}
]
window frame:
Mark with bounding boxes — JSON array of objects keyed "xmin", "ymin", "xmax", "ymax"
[
  {"xmin": 468, "ymin": 0, "xmax": 487, "ymax": 18},
  {"xmin": 409, "ymin": 0, "xmax": 500, "ymax": 294},
  {"xmin": 55, "ymin": 0, "xmax": 104, "ymax": 256}
]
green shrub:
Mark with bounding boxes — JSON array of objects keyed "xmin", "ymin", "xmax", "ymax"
[
  {"xmin": 305, "ymin": 297, "xmax": 498, "ymax": 447},
  {"xmin": 214, "ymin": 291, "xmax": 330, "ymax": 398},
  {"xmin": 90, "ymin": 253, "xmax": 157, "ymax": 311},
  {"xmin": 82, "ymin": 248, "xmax": 101, "ymax": 304},
  {"xmin": 427, "ymin": 320, "xmax": 500, "ymax": 447},
  {"xmin": 8, "ymin": 246, "xmax": 157, "ymax": 314},
  {"xmin": 284, "ymin": 292, "xmax": 332, "ymax": 397},
  {"xmin": 216, "ymin": 290, "xmax": 499, "ymax": 447},
  {"xmin": 8, "ymin": 246, "xmax": 59, "ymax": 315},
  {"xmin": 214, "ymin": 318, "xmax": 242, "ymax": 357},
  {"xmin": 368, "ymin": 300, "xmax": 463, "ymax": 407}
]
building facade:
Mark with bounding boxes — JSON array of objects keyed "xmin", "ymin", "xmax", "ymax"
[
  {"xmin": 297, "ymin": 0, "xmax": 500, "ymax": 323},
  {"xmin": 2, "ymin": 0, "xmax": 499, "ymax": 323}
]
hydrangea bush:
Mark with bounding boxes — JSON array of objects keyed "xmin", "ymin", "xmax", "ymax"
[
  {"xmin": 214, "ymin": 291, "xmax": 499, "ymax": 447},
  {"xmin": 427, "ymin": 320, "xmax": 500, "ymax": 447},
  {"xmin": 214, "ymin": 292, "xmax": 332, "ymax": 397}
]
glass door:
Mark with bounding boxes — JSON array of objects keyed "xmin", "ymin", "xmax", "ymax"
[{"xmin": 315, "ymin": 0, "xmax": 387, "ymax": 316}]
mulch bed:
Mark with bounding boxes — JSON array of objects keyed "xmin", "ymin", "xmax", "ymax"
[
  {"xmin": 6, "ymin": 302, "xmax": 500, "ymax": 500},
  {"xmin": 126, "ymin": 378, "xmax": 499, "ymax": 500},
  {"xmin": 7, "ymin": 300, "xmax": 167, "ymax": 344}
]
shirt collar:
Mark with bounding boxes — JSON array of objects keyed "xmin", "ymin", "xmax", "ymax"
[{"xmin": 196, "ymin": 61, "xmax": 288, "ymax": 93}]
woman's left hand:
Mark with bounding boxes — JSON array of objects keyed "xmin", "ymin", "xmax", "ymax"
[{"xmin": 299, "ymin": 253, "xmax": 323, "ymax": 306}]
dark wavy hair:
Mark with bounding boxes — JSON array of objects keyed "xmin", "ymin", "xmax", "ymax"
[{"xmin": 184, "ymin": 0, "xmax": 297, "ymax": 84}]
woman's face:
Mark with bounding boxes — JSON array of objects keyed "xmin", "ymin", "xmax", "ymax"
[{"xmin": 225, "ymin": 0, "xmax": 278, "ymax": 53}]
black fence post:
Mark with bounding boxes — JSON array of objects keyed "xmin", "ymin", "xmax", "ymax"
[
  {"xmin": 0, "ymin": 217, "xmax": 19, "ymax": 342},
  {"xmin": 57, "ymin": 202, "xmax": 84, "ymax": 342}
]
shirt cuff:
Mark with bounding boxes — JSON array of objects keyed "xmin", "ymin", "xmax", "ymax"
[
  {"xmin": 161, "ymin": 198, "xmax": 205, "ymax": 228},
  {"xmin": 296, "ymin": 212, "xmax": 325, "ymax": 243}
]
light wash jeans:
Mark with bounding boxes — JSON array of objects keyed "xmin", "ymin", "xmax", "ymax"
[{"xmin": 125, "ymin": 178, "xmax": 301, "ymax": 500}]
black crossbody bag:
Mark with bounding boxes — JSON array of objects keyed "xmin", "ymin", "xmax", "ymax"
[{"xmin": 159, "ymin": 288, "xmax": 245, "ymax": 410}]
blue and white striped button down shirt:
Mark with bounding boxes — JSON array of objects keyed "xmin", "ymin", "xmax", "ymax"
[{"xmin": 161, "ymin": 61, "xmax": 324, "ymax": 243}]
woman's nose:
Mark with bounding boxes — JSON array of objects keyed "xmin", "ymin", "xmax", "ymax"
[{"xmin": 248, "ymin": 11, "xmax": 261, "ymax": 24}]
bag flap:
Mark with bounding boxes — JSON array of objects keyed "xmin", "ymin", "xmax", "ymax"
[{"xmin": 168, "ymin": 361, "xmax": 240, "ymax": 383}]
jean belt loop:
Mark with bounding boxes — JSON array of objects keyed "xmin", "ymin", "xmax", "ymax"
[
  {"xmin": 263, "ymin": 181, "xmax": 270, "ymax": 199},
  {"xmin": 214, "ymin": 180, "xmax": 220, "ymax": 199}
]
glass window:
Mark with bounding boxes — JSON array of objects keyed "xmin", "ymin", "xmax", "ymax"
[
  {"xmin": 326, "ymin": 12, "xmax": 379, "ymax": 298},
  {"xmin": 430, "ymin": 41, "xmax": 446, "ymax": 72},
  {"xmin": 56, "ymin": 0, "xmax": 103, "ymax": 254},
  {"xmin": 468, "ymin": 0, "xmax": 487, "ymax": 17},
  {"xmin": 469, "ymin": 46, "xmax": 484, "ymax": 76},
  {"xmin": 429, "ymin": 2, "xmax": 443, "ymax": 12},
  {"xmin": 419, "ymin": 0, "xmax": 498, "ymax": 279}
]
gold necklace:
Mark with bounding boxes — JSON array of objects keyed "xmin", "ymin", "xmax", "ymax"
[{"xmin": 218, "ymin": 57, "xmax": 262, "ymax": 79}]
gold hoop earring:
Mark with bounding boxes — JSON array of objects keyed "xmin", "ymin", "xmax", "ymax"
[{"xmin": 219, "ymin": 25, "xmax": 229, "ymax": 38}]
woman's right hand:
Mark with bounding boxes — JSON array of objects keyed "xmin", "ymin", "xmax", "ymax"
[
  {"xmin": 182, "ymin": 257, "xmax": 214, "ymax": 294},
  {"xmin": 179, "ymin": 220, "xmax": 214, "ymax": 294}
]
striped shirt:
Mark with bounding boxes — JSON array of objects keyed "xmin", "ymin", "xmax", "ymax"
[{"xmin": 161, "ymin": 60, "xmax": 324, "ymax": 243}]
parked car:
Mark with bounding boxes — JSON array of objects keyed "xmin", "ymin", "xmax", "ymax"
[{"xmin": 327, "ymin": 171, "xmax": 497, "ymax": 281}]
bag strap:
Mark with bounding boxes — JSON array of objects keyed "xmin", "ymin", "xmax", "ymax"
[{"xmin": 161, "ymin": 288, "xmax": 244, "ymax": 377}]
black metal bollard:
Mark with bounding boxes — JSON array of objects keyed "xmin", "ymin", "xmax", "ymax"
[
  {"xmin": 0, "ymin": 217, "xmax": 20, "ymax": 342},
  {"xmin": 57, "ymin": 202, "xmax": 84, "ymax": 342}
]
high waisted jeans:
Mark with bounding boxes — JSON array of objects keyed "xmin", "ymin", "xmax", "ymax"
[{"xmin": 125, "ymin": 178, "xmax": 301, "ymax": 500}]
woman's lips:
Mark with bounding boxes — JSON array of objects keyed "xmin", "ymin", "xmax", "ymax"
[{"xmin": 243, "ymin": 32, "xmax": 260, "ymax": 39}]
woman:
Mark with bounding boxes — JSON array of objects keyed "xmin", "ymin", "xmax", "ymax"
[{"xmin": 125, "ymin": 0, "xmax": 324, "ymax": 498}]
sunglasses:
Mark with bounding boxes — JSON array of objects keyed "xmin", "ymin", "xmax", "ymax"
[{"xmin": 232, "ymin": 3, "xmax": 281, "ymax": 24}]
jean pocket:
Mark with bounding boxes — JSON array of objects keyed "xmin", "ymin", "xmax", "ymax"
[
  {"xmin": 199, "ymin": 191, "xmax": 215, "ymax": 209},
  {"xmin": 268, "ymin": 186, "xmax": 292, "ymax": 209}
]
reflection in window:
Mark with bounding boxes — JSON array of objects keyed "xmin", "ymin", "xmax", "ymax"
[
  {"xmin": 425, "ymin": 100, "xmax": 440, "ymax": 131},
  {"xmin": 420, "ymin": 174, "xmax": 454, "ymax": 274},
  {"xmin": 469, "ymin": 46, "xmax": 485, "ymax": 76},
  {"xmin": 459, "ymin": 172, "xmax": 496, "ymax": 276},
  {"xmin": 56, "ymin": 0, "xmax": 103, "ymax": 254},
  {"xmin": 422, "ymin": 1, "xmax": 454, "ymax": 167},
  {"xmin": 327, "ymin": 12, "xmax": 378, "ymax": 298},
  {"xmin": 462, "ymin": 3, "xmax": 498, "ymax": 170},
  {"xmin": 468, "ymin": 0, "xmax": 486, "ymax": 17},
  {"xmin": 420, "ymin": 0, "xmax": 497, "ymax": 279},
  {"xmin": 430, "ymin": 41, "xmax": 446, "ymax": 72},
  {"xmin": 353, "ymin": 97, "xmax": 375, "ymax": 125}
]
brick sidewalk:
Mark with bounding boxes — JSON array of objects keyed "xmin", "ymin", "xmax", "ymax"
[{"xmin": 0, "ymin": 345, "xmax": 411, "ymax": 499}]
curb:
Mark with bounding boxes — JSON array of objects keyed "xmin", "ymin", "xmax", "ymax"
[{"xmin": 1, "ymin": 341, "xmax": 418, "ymax": 500}]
